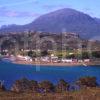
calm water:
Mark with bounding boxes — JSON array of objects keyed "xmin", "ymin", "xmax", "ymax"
[{"xmin": 0, "ymin": 61, "xmax": 100, "ymax": 89}]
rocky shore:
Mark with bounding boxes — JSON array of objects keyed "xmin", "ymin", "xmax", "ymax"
[{"xmin": 13, "ymin": 60, "xmax": 97, "ymax": 67}]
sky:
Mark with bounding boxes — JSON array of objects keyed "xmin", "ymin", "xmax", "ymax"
[{"xmin": 0, "ymin": 0, "xmax": 100, "ymax": 27}]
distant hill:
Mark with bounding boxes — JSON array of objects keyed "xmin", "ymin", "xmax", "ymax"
[{"xmin": 0, "ymin": 8, "xmax": 100, "ymax": 39}]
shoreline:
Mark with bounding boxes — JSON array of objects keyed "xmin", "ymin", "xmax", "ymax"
[{"xmin": 12, "ymin": 61, "xmax": 99, "ymax": 67}]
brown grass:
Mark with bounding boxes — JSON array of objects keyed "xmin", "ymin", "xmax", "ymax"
[{"xmin": 0, "ymin": 88, "xmax": 100, "ymax": 100}]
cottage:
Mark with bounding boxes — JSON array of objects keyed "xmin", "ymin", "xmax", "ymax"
[
  {"xmin": 41, "ymin": 56, "xmax": 50, "ymax": 62},
  {"xmin": 62, "ymin": 59, "xmax": 73, "ymax": 63},
  {"xmin": 84, "ymin": 59, "xmax": 90, "ymax": 63},
  {"xmin": 50, "ymin": 54, "xmax": 58, "ymax": 62},
  {"xmin": 17, "ymin": 55, "xmax": 32, "ymax": 62}
]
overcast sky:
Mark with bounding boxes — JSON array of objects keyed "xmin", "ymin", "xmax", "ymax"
[{"xmin": 0, "ymin": 0, "xmax": 100, "ymax": 26}]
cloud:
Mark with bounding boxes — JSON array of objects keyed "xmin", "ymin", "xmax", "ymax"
[
  {"xmin": 6, "ymin": 11, "xmax": 40, "ymax": 17},
  {"xmin": 0, "ymin": 0, "xmax": 38, "ymax": 7},
  {"xmin": 84, "ymin": 8, "xmax": 91, "ymax": 11},
  {"xmin": 0, "ymin": 7, "xmax": 40, "ymax": 17},
  {"xmin": 83, "ymin": 8, "xmax": 95, "ymax": 16},
  {"xmin": 43, "ymin": 5, "xmax": 58, "ymax": 9},
  {"xmin": 42, "ymin": 4, "xmax": 71, "ymax": 10}
]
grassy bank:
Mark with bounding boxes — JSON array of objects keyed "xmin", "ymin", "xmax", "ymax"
[{"xmin": 0, "ymin": 88, "xmax": 100, "ymax": 100}]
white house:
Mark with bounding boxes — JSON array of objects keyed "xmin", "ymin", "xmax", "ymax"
[
  {"xmin": 16, "ymin": 55, "xmax": 32, "ymax": 62},
  {"xmin": 50, "ymin": 54, "xmax": 58, "ymax": 62},
  {"xmin": 41, "ymin": 56, "xmax": 50, "ymax": 62},
  {"xmin": 84, "ymin": 59, "xmax": 90, "ymax": 63},
  {"xmin": 62, "ymin": 58, "xmax": 73, "ymax": 63}
]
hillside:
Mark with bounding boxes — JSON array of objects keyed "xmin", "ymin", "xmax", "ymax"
[
  {"xmin": 0, "ymin": 88, "xmax": 100, "ymax": 100},
  {"xmin": 0, "ymin": 32, "xmax": 100, "ymax": 51}
]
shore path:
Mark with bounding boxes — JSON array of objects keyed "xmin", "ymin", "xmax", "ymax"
[{"xmin": 13, "ymin": 61, "xmax": 95, "ymax": 67}]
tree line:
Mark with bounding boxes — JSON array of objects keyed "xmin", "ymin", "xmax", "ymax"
[{"xmin": 0, "ymin": 76, "xmax": 99, "ymax": 93}]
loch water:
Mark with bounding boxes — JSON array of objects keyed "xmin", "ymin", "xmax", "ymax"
[{"xmin": 0, "ymin": 61, "xmax": 100, "ymax": 89}]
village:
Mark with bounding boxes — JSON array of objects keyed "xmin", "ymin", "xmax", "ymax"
[{"xmin": 0, "ymin": 49, "xmax": 91, "ymax": 66}]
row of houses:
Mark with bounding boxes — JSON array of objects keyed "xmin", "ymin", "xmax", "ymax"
[{"xmin": 16, "ymin": 54, "xmax": 90, "ymax": 63}]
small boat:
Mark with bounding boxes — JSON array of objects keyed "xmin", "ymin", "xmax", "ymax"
[
  {"xmin": 83, "ymin": 63, "xmax": 87, "ymax": 67},
  {"xmin": 1, "ymin": 58, "xmax": 12, "ymax": 62}
]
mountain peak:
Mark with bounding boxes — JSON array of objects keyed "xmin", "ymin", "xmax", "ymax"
[
  {"xmin": 42, "ymin": 8, "xmax": 83, "ymax": 17},
  {"xmin": 53, "ymin": 8, "xmax": 80, "ymax": 13},
  {"xmin": 46, "ymin": 8, "xmax": 87, "ymax": 16}
]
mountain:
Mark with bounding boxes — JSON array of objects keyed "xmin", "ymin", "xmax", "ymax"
[
  {"xmin": 0, "ymin": 8, "xmax": 100, "ymax": 39},
  {"xmin": 94, "ymin": 18, "xmax": 100, "ymax": 24}
]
